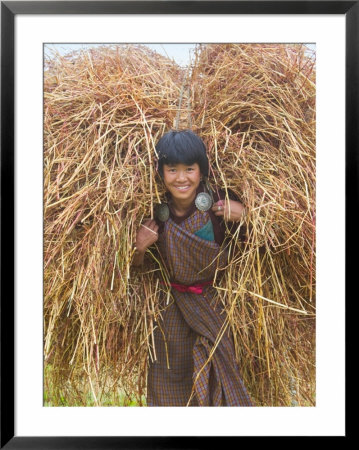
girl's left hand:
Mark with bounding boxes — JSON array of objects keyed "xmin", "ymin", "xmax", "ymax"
[{"xmin": 212, "ymin": 199, "xmax": 246, "ymax": 222}]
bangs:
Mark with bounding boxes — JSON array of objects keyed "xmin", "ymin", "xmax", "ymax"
[{"xmin": 162, "ymin": 147, "xmax": 200, "ymax": 167}]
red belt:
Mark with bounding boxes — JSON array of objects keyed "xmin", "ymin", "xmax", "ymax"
[{"xmin": 161, "ymin": 280, "xmax": 213, "ymax": 294}]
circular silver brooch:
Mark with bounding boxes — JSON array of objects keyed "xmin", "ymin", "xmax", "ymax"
[
  {"xmin": 155, "ymin": 203, "xmax": 170, "ymax": 222},
  {"xmin": 195, "ymin": 192, "xmax": 213, "ymax": 211}
]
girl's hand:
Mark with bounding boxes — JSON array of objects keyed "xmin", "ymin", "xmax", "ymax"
[
  {"xmin": 212, "ymin": 199, "xmax": 246, "ymax": 222},
  {"xmin": 135, "ymin": 219, "xmax": 159, "ymax": 252}
]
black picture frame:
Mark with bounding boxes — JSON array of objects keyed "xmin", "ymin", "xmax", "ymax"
[{"xmin": 1, "ymin": 1, "xmax": 354, "ymax": 447}]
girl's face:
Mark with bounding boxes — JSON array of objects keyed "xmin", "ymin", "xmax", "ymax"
[{"xmin": 162, "ymin": 163, "xmax": 201, "ymax": 203}]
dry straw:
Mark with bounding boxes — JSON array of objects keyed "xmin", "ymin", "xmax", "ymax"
[
  {"xmin": 44, "ymin": 43, "xmax": 315, "ymax": 406},
  {"xmin": 44, "ymin": 44, "xmax": 182, "ymax": 405},
  {"xmin": 191, "ymin": 44, "xmax": 316, "ymax": 406}
]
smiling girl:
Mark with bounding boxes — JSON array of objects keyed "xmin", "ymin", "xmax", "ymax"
[{"xmin": 133, "ymin": 130, "xmax": 253, "ymax": 406}]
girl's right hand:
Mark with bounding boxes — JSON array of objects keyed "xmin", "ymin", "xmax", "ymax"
[{"xmin": 135, "ymin": 219, "xmax": 159, "ymax": 252}]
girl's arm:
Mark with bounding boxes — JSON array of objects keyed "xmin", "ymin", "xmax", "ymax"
[
  {"xmin": 132, "ymin": 248, "xmax": 147, "ymax": 267},
  {"xmin": 211, "ymin": 198, "xmax": 246, "ymax": 222},
  {"xmin": 132, "ymin": 219, "xmax": 159, "ymax": 266}
]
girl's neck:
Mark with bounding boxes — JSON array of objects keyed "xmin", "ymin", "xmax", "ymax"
[{"xmin": 171, "ymin": 194, "xmax": 195, "ymax": 216}]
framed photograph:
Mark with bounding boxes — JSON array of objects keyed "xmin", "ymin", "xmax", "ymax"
[{"xmin": 1, "ymin": 1, "xmax": 354, "ymax": 447}]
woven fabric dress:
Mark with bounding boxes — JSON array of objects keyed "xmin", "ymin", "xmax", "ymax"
[{"xmin": 146, "ymin": 204, "xmax": 253, "ymax": 406}]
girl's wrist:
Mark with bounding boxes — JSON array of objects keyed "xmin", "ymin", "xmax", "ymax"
[
  {"xmin": 135, "ymin": 244, "xmax": 148, "ymax": 254},
  {"xmin": 231, "ymin": 207, "xmax": 246, "ymax": 223},
  {"xmin": 134, "ymin": 246, "xmax": 146, "ymax": 254},
  {"xmin": 132, "ymin": 246, "xmax": 146, "ymax": 267}
]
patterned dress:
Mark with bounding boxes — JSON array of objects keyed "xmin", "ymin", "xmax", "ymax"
[{"xmin": 146, "ymin": 204, "xmax": 253, "ymax": 406}]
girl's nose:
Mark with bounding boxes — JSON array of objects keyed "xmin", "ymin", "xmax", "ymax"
[{"xmin": 176, "ymin": 171, "xmax": 186, "ymax": 181}]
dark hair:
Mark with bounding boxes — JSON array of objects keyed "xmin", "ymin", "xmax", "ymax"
[{"xmin": 156, "ymin": 130, "xmax": 209, "ymax": 178}]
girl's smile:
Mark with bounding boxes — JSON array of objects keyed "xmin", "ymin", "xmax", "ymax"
[{"xmin": 163, "ymin": 163, "xmax": 201, "ymax": 210}]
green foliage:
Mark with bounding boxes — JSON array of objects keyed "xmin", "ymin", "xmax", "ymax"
[{"xmin": 44, "ymin": 364, "xmax": 146, "ymax": 406}]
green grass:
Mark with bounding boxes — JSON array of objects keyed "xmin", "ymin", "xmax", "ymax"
[{"xmin": 44, "ymin": 364, "xmax": 147, "ymax": 407}]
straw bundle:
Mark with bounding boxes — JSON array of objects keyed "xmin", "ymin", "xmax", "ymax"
[
  {"xmin": 44, "ymin": 43, "xmax": 316, "ymax": 407},
  {"xmin": 190, "ymin": 44, "xmax": 316, "ymax": 405},
  {"xmin": 44, "ymin": 45, "xmax": 183, "ymax": 405}
]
